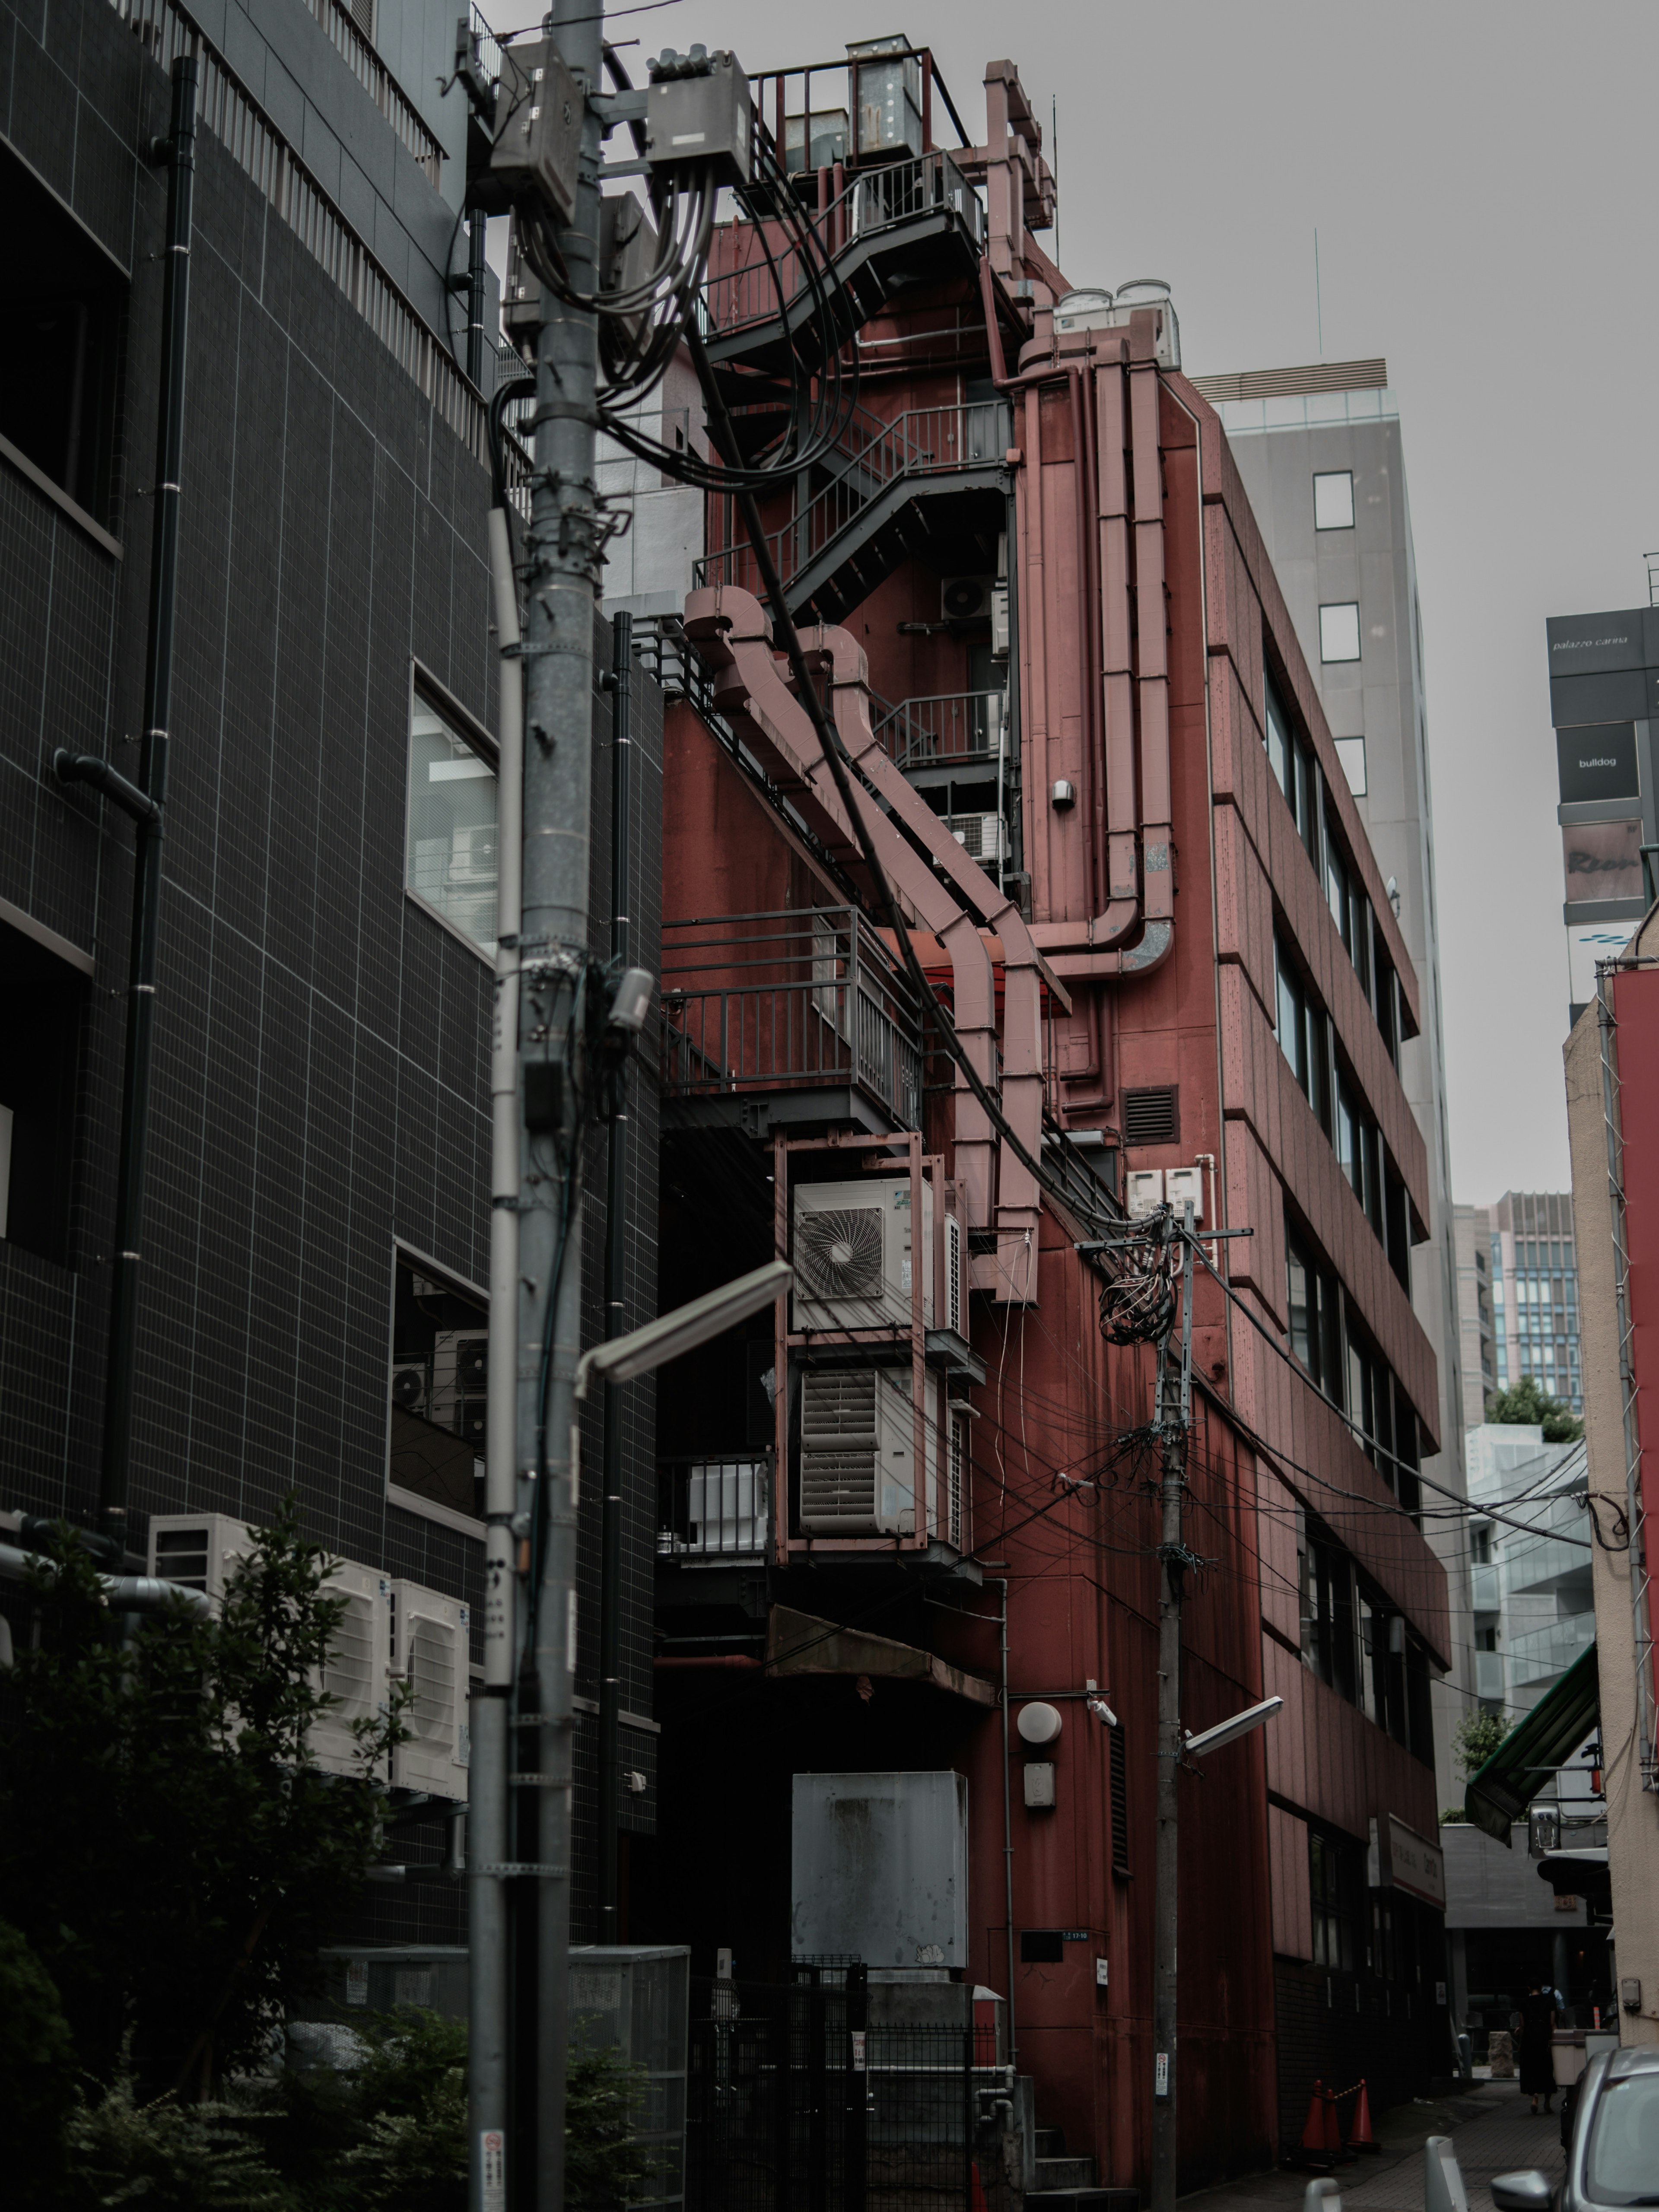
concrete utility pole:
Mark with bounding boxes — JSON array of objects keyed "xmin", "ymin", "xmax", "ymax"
[
  {"xmin": 515, "ymin": 0, "xmax": 604, "ymax": 2202},
  {"xmin": 1150, "ymin": 1203, "xmax": 1196, "ymax": 2212}
]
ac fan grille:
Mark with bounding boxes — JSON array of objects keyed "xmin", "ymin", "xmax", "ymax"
[
  {"xmin": 408, "ymin": 1618, "xmax": 457, "ymax": 1742},
  {"xmin": 801, "ymin": 1370, "xmax": 877, "ymax": 1437},
  {"xmin": 795, "ymin": 1206, "xmax": 887, "ymax": 1305},
  {"xmin": 324, "ymin": 1592, "xmax": 377, "ymax": 1719},
  {"xmin": 800, "ymin": 1447, "xmax": 880, "ymax": 1524}
]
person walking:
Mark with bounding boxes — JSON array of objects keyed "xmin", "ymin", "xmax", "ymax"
[{"xmin": 1519, "ymin": 1981, "xmax": 1558, "ymax": 2115}]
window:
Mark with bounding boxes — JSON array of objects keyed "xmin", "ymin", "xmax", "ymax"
[
  {"xmin": 1471, "ymin": 1526, "xmax": 1492, "ymax": 1567},
  {"xmin": 1286, "ymin": 1217, "xmax": 1342, "ymax": 1399},
  {"xmin": 1264, "ymin": 669, "xmax": 1291, "ymax": 792},
  {"xmin": 406, "ymin": 685, "xmax": 499, "ymax": 956},
  {"xmin": 1586, "ymin": 2070, "xmax": 1659, "ymax": 2202},
  {"xmin": 1319, "ymin": 602, "xmax": 1361, "ymax": 663},
  {"xmin": 1309, "ymin": 1830, "xmax": 1356, "ymax": 1971},
  {"xmin": 1313, "ymin": 470, "xmax": 1355, "ymax": 531},
  {"xmin": 1334, "ymin": 736, "xmax": 1367, "ymax": 795},
  {"xmin": 1335, "ymin": 1068, "xmax": 1382, "ymax": 1234},
  {"xmin": 388, "ymin": 1251, "xmax": 488, "ymax": 1524},
  {"xmin": 1302, "ymin": 1528, "xmax": 1357, "ymax": 1703},
  {"xmin": 1275, "ymin": 934, "xmax": 1330, "ymax": 1133},
  {"xmin": 0, "ymin": 141, "xmax": 124, "ymax": 529},
  {"xmin": 0, "ymin": 916, "xmax": 86, "ymax": 1266}
]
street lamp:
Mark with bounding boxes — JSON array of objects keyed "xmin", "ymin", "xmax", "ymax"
[
  {"xmin": 572, "ymin": 1259, "xmax": 793, "ymax": 1400},
  {"xmin": 1182, "ymin": 1695, "xmax": 1283, "ymax": 1761}
]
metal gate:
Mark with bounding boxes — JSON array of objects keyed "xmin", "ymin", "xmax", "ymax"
[{"xmin": 685, "ymin": 1963, "xmax": 997, "ymax": 2212}]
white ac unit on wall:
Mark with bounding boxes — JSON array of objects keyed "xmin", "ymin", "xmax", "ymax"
[
  {"xmin": 310, "ymin": 1560, "xmax": 392, "ymax": 1779},
  {"xmin": 941, "ymin": 1212, "xmax": 964, "ymax": 1339},
  {"xmin": 390, "ymin": 1581, "xmax": 471, "ymax": 1798},
  {"xmin": 944, "ymin": 812, "xmax": 1009, "ymax": 865},
  {"xmin": 794, "ymin": 1177, "xmax": 935, "ymax": 1331},
  {"xmin": 147, "ymin": 1513, "xmax": 254, "ymax": 1605},
  {"xmin": 945, "ymin": 1407, "xmax": 970, "ymax": 1553},
  {"xmin": 800, "ymin": 1366, "xmax": 938, "ymax": 1536}
]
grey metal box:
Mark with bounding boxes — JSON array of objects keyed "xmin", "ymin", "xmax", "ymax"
[
  {"xmin": 645, "ymin": 57, "xmax": 752, "ymax": 186},
  {"xmin": 491, "ymin": 40, "xmax": 582, "ymax": 225},
  {"xmin": 791, "ymin": 1770, "xmax": 968, "ymax": 1969},
  {"xmin": 569, "ymin": 1945, "xmax": 690, "ymax": 2210}
]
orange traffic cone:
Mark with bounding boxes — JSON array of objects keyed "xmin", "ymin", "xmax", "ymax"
[
  {"xmin": 1348, "ymin": 2079, "xmax": 1378, "ymax": 2153},
  {"xmin": 1299, "ymin": 2080, "xmax": 1337, "ymax": 2164},
  {"xmin": 969, "ymin": 2161, "xmax": 989, "ymax": 2212}
]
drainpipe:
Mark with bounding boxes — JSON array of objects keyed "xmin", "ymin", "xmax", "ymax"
[
  {"xmin": 597, "ymin": 612, "xmax": 633, "ymax": 1942},
  {"xmin": 466, "ymin": 211, "xmax": 489, "ymax": 391},
  {"xmin": 682, "ymin": 588, "xmax": 1001, "ymax": 1236},
  {"xmin": 990, "ymin": 1573, "xmax": 1017, "ymax": 2074},
  {"xmin": 54, "ymin": 57, "xmax": 197, "ymax": 1553}
]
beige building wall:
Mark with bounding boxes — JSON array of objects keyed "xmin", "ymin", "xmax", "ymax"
[{"xmin": 1564, "ymin": 928, "xmax": 1659, "ymax": 2046}]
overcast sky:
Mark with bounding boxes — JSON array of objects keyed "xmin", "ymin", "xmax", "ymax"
[{"xmin": 607, "ymin": 0, "xmax": 1659, "ymax": 1201}]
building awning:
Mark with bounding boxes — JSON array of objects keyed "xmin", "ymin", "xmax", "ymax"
[
  {"xmin": 1464, "ymin": 1642, "xmax": 1599, "ymax": 1844},
  {"xmin": 766, "ymin": 1604, "xmax": 998, "ymax": 1707}
]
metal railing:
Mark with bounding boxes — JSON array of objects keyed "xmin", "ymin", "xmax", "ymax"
[
  {"xmin": 702, "ymin": 152, "xmax": 983, "ymax": 338},
  {"xmin": 661, "ymin": 909, "xmax": 922, "ymax": 1129},
  {"xmin": 300, "ymin": 0, "xmax": 445, "ymax": 184},
  {"xmin": 873, "ymin": 691, "xmax": 1004, "ymax": 772},
  {"xmin": 658, "ymin": 1457, "xmax": 772, "ymax": 1560},
  {"xmin": 698, "ymin": 401, "xmax": 1006, "ymax": 597}
]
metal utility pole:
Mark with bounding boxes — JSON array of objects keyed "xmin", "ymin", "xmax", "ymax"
[
  {"xmin": 596, "ymin": 609, "xmax": 632, "ymax": 1943},
  {"xmin": 1150, "ymin": 1202, "xmax": 1196, "ymax": 2212},
  {"xmin": 59, "ymin": 54, "xmax": 197, "ymax": 1555},
  {"xmin": 514, "ymin": 0, "xmax": 604, "ymax": 2202}
]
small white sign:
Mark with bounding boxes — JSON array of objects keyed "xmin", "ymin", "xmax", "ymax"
[
  {"xmin": 851, "ymin": 2031, "xmax": 867, "ymax": 2073},
  {"xmin": 345, "ymin": 1958, "xmax": 369, "ymax": 2007},
  {"xmin": 1096, "ymin": 1957, "xmax": 1109, "ymax": 1988},
  {"xmin": 481, "ymin": 2129, "xmax": 506, "ymax": 2212},
  {"xmin": 1154, "ymin": 2051, "xmax": 1169, "ymax": 2099}
]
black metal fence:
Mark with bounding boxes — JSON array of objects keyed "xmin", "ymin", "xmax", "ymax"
[{"xmin": 686, "ymin": 1965, "xmax": 1007, "ymax": 2212}]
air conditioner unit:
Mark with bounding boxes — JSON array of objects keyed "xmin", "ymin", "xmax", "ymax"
[
  {"xmin": 794, "ymin": 1176, "xmax": 934, "ymax": 1331},
  {"xmin": 429, "ymin": 1330, "xmax": 489, "ymax": 1432},
  {"xmin": 1052, "ymin": 285, "xmax": 1181, "ymax": 370},
  {"xmin": 944, "ymin": 813, "xmax": 1009, "ymax": 865},
  {"xmin": 990, "ymin": 581, "xmax": 1010, "ymax": 658},
  {"xmin": 503, "ymin": 215, "xmax": 540, "ymax": 343},
  {"xmin": 391, "ymin": 1360, "xmax": 429, "ymax": 1415},
  {"xmin": 310, "ymin": 1560, "xmax": 392, "ymax": 1779},
  {"xmin": 390, "ymin": 1581, "xmax": 471, "ymax": 1799},
  {"xmin": 945, "ymin": 1407, "xmax": 970, "ymax": 1552},
  {"xmin": 800, "ymin": 1367, "xmax": 938, "ymax": 1536},
  {"xmin": 941, "ymin": 1211, "xmax": 964, "ymax": 1339},
  {"xmin": 940, "ymin": 574, "xmax": 994, "ymax": 623},
  {"xmin": 146, "ymin": 1513, "xmax": 254, "ymax": 1605}
]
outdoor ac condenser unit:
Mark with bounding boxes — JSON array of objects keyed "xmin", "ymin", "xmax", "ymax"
[
  {"xmin": 310, "ymin": 1560, "xmax": 392, "ymax": 1779},
  {"xmin": 944, "ymin": 812, "xmax": 1009, "ymax": 866},
  {"xmin": 146, "ymin": 1512, "xmax": 254, "ymax": 1605},
  {"xmin": 390, "ymin": 1580, "xmax": 470, "ymax": 1798},
  {"xmin": 941, "ymin": 1212, "xmax": 964, "ymax": 1339},
  {"xmin": 799, "ymin": 1366, "xmax": 938, "ymax": 1536},
  {"xmin": 793, "ymin": 1176, "xmax": 934, "ymax": 1332}
]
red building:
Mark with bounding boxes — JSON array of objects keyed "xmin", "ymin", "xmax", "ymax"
[{"xmin": 631, "ymin": 43, "xmax": 1451, "ymax": 2191}]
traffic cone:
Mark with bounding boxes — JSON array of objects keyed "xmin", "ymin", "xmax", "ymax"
[
  {"xmin": 969, "ymin": 2161, "xmax": 989, "ymax": 2212},
  {"xmin": 1300, "ymin": 2081, "xmax": 1337, "ymax": 2165},
  {"xmin": 1348, "ymin": 2079, "xmax": 1379, "ymax": 2154}
]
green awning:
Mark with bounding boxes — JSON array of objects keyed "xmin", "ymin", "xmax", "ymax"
[{"xmin": 1464, "ymin": 1642, "xmax": 1599, "ymax": 1844}]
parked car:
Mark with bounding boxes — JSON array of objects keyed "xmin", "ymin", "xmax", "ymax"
[{"xmin": 1493, "ymin": 2046, "xmax": 1659, "ymax": 2212}]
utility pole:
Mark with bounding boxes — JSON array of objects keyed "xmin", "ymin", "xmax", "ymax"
[
  {"xmin": 1150, "ymin": 1201, "xmax": 1196, "ymax": 2212},
  {"xmin": 597, "ymin": 610, "xmax": 632, "ymax": 1943},
  {"xmin": 514, "ymin": 0, "xmax": 604, "ymax": 2202}
]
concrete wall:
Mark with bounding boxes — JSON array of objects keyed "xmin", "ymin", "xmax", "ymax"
[{"xmin": 1564, "ymin": 928, "xmax": 1659, "ymax": 2044}]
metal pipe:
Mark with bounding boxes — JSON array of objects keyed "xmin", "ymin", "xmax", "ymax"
[
  {"xmin": 597, "ymin": 610, "xmax": 634, "ymax": 1943},
  {"xmin": 1150, "ymin": 1208, "xmax": 1195, "ymax": 2212},
  {"xmin": 0, "ymin": 1541, "xmax": 213, "ymax": 1620},
  {"xmin": 518, "ymin": 1, "xmax": 602, "ymax": 2201},
  {"xmin": 470, "ymin": 503, "xmax": 524, "ymax": 2212},
  {"xmin": 467, "ymin": 210, "xmax": 489, "ymax": 390},
  {"xmin": 97, "ymin": 54, "xmax": 197, "ymax": 1553},
  {"xmin": 988, "ymin": 1573, "xmax": 1017, "ymax": 2075}
]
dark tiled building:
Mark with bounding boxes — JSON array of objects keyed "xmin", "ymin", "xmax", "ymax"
[{"xmin": 0, "ymin": 0, "xmax": 660, "ymax": 1932}]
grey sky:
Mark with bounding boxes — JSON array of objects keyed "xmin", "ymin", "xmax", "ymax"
[{"xmin": 602, "ymin": 0, "xmax": 1659, "ymax": 1200}]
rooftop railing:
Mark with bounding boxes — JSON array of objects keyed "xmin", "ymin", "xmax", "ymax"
[
  {"xmin": 658, "ymin": 1457, "xmax": 772, "ymax": 1561},
  {"xmin": 873, "ymin": 690, "xmax": 1005, "ymax": 772},
  {"xmin": 661, "ymin": 908, "xmax": 922, "ymax": 1129}
]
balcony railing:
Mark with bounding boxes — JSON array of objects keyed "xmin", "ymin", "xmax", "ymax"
[
  {"xmin": 661, "ymin": 909, "xmax": 922, "ymax": 1129},
  {"xmin": 658, "ymin": 1456, "xmax": 772, "ymax": 1560},
  {"xmin": 702, "ymin": 152, "xmax": 984, "ymax": 338},
  {"xmin": 873, "ymin": 690, "xmax": 1005, "ymax": 772}
]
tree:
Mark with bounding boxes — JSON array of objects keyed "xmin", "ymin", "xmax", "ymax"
[
  {"xmin": 1454, "ymin": 1708, "xmax": 1509, "ymax": 1777},
  {"xmin": 0, "ymin": 1917, "xmax": 78, "ymax": 2202},
  {"xmin": 0, "ymin": 1504, "xmax": 406, "ymax": 2098},
  {"xmin": 1485, "ymin": 1373, "xmax": 1583, "ymax": 1443}
]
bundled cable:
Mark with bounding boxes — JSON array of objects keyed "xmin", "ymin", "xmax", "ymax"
[{"xmin": 1097, "ymin": 1212, "xmax": 1178, "ymax": 1345}]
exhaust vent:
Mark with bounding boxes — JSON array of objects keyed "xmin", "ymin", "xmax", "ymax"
[{"xmin": 1122, "ymin": 1086, "xmax": 1179, "ymax": 1147}]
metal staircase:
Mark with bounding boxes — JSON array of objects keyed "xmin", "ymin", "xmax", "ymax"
[
  {"xmin": 696, "ymin": 397, "xmax": 1009, "ymax": 623},
  {"xmin": 1027, "ymin": 2120, "xmax": 1137, "ymax": 2209}
]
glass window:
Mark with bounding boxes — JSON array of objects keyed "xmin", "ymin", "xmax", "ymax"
[
  {"xmin": 407, "ymin": 689, "xmax": 499, "ymax": 956},
  {"xmin": 1309, "ymin": 1830, "xmax": 1355, "ymax": 1970},
  {"xmin": 1264, "ymin": 669, "xmax": 1290, "ymax": 792},
  {"xmin": 1319, "ymin": 602, "xmax": 1362, "ymax": 663},
  {"xmin": 1293, "ymin": 741, "xmax": 1321, "ymax": 866},
  {"xmin": 1313, "ymin": 470, "xmax": 1355, "ymax": 531},
  {"xmin": 388, "ymin": 1251, "xmax": 488, "ymax": 1523},
  {"xmin": 1335, "ymin": 736, "xmax": 1367, "ymax": 795}
]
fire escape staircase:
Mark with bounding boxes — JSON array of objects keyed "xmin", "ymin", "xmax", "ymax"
[{"xmin": 697, "ymin": 153, "xmax": 1012, "ymax": 623}]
